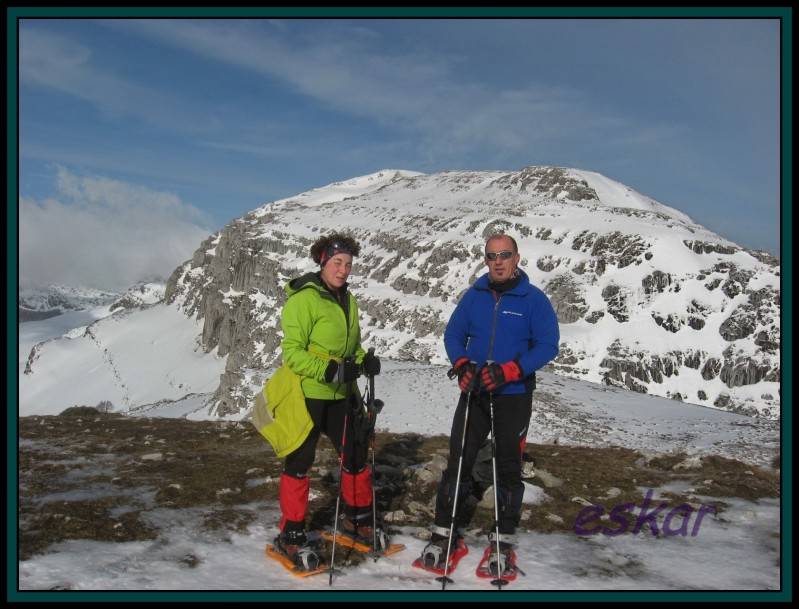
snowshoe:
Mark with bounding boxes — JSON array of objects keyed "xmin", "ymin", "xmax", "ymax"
[
  {"xmin": 266, "ymin": 530, "xmax": 326, "ymax": 576},
  {"xmin": 412, "ymin": 535, "xmax": 468, "ymax": 575},
  {"xmin": 322, "ymin": 517, "xmax": 405, "ymax": 557},
  {"xmin": 475, "ymin": 542, "xmax": 519, "ymax": 583},
  {"xmin": 343, "ymin": 517, "xmax": 390, "ymax": 553}
]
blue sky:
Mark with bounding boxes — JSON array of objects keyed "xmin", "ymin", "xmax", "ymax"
[{"xmin": 17, "ymin": 17, "xmax": 782, "ymax": 288}]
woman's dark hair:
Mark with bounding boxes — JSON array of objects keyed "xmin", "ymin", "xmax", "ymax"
[{"xmin": 310, "ymin": 232, "xmax": 361, "ymax": 264}]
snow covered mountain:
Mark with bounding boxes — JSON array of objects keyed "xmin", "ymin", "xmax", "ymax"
[
  {"xmin": 20, "ymin": 166, "xmax": 780, "ymax": 419},
  {"xmin": 18, "ymin": 282, "xmax": 167, "ymax": 321},
  {"xmin": 107, "ymin": 281, "xmax": 167, "ymax": 312},
  {"xmin": 18, "ymin": 284, "xmax": 120, "ymax": 322},
  {"xmin": 18, "ymin": 281, "xmax": 190, "ymax": 415}
]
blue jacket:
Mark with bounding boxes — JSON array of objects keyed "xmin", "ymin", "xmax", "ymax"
[{"xmin": 444, "ymin": 269, "xmax": 560, "ymax": 395}]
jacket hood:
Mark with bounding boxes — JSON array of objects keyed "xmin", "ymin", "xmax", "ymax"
[
  {"xmin": 285, "ymin": 272, "xmax": 323, "ymax": 297},
  {"xmin": 285, "ymin": 272, "xmax": 349, "ymax": 298}
]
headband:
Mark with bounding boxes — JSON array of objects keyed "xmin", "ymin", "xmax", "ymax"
[{"xmin": 319, "ymin": 241, "xmax": 354, "ymax": 267}]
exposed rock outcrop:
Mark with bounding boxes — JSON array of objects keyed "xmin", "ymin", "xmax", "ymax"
[
  {"xmin": 151, "ymin": 167, "xmax": 780, "ymax": 418},
  {"xmin": 545, "ymin": 274, "xmax": 589, "ymax": 323}
]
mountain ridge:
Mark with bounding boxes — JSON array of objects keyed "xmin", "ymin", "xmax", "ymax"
[
  {"xmin": 21, "ymin": 165, "xmax": 781, "ymax": 419},
  {"xmin": 166, "ymin": 165, "xmax": 780, "ymax": 417}
]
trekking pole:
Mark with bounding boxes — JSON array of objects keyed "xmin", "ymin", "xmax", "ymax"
[
  {"xmin": 438, "ymin": 363, "xmax": 476, "ymax": 590},
  {"xmin": 366, "ymin": 349, "xmax": 378, "ymax": 558},
  {"xmin": 370, "ymin": 413, "xmax": 378, "ymax": 559},
  {"xmin": 486, "ymin": 361, "xmax": 505, "ymax": 590},
  {"xmin": 329, "ymin": 358, "xmax": 353, "ymax": 586},
  {"xmin": 369, "ymin": 399, "xmax": 386, "ymax": 556},
  {"xmin": 364, "ymin": 350, "xmax": 386, "ymax": 559}
]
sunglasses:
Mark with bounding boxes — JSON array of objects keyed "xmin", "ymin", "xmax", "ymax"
[
  {"xmin": 485, "ymin": 250, "xmax": 514, "ymax": 261},
  {"xmin": 325, "ymin": 241, "xmax": 353, "ymax": 257}
]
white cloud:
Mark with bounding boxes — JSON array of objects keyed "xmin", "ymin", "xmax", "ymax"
[
  {"xmin": 104, "ymin": 20, "xmax": 668, "ymax": 154},
  {"xmin": 19, "ymin": 168, "xmax": 211, "ymax": 291},
  {"xmin": 112, "ymin": 20, "xmax": 678, "ymax": 160},
  {"xmin": 20, "ymin": 27, "xmax": 220, "ymax": 134},
  {"xmin": 27, "ymin": 20, "xmax": 682, "ymax": 167}
]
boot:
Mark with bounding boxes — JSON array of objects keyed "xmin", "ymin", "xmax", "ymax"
[
  {"xmin": 486, "ymin": 532, "xmax": 517, "ymax": 577},
  {"xmin": 419, "ymin": 531, "xmax": 465, "ymax": 570},
  {"xmin": 420, "ymin": 533, "xmax": 449, "ymax": 569},
  {"xmin": 274, "ymin": 529, "xmax": 321, "ymax": 571},
  {"xmin": 340, "ymin": 513, "xmax": 390, "ymax": 553}
]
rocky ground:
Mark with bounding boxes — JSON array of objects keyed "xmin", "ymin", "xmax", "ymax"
[{"xmin": 19, "ymin": 407, "xmax": 781, "ymax": 568}]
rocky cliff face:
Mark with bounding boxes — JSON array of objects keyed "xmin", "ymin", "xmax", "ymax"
[{"xmin": 163, "ymin": 167, "xmax": 780, "ymax": 418}]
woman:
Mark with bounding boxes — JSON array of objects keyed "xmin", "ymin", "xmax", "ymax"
[{"xmin": 274, "ymin": 232, "xmax": 385, "ymax": 568}]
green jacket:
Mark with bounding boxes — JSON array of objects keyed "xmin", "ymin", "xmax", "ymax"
[
  {"xmin": 251, "ymin": 364, "xmax": 312, "ymax": 458},
  {"xmin": 281, "ymin": 272, "xmax": 366, "ymax": 400}
]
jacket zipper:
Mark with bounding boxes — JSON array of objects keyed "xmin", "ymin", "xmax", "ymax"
[
  {"xmin": 319, "ymin": 288, "xmax": 351, "ymax": 357},
  {"xmin": 338, "ymin": 293, "xmax": 351, "ymax": 395},
  {"xmin": 486, "ymin": 291, "xmax": 503, "ymax": 362},
  {"xmin": 342, "ymin": 295, "xmax": 350, "ymax": 357}
]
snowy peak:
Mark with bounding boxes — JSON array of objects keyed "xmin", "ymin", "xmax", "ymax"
[
  {"xmin": 19, "ymin": 284, "xmax": 120, "ymax": 322},
  {"xmin": 22, "ymin": 166, "xmax": 780, "ymax": 421},
  {"xmin": 19, "ymin": 284, "xmax": 119, "ymax": 312},
  {"xmin": 108, "ymin": 281, "xmax": 166, "ymax": 313},
  {"xmin": 159, "ymin": 166, "xmax": 779, "ymax": 418},
  {"xmin": 253, "ymin": 166, "xmax": 703, "ymax": 234},
  {"xmin": 256, "ymin": 169, "xmax": 424, "ymax": 212},
  {"xmin": 19, "ymin": 282, "xmax": 167, "ymax": 323},
  {"xmin": 567, "ymin": 169, "xmax": 696, "ymax": 223}
]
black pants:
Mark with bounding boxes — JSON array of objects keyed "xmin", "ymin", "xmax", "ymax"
[
  {"xmin": 279, "ymin": 395, "xmax": 373, "ymax": 531},
  {"xmin": 434, "ymin": 390, "xmax": 533, "ymax": 535},
  {"xmin": 284, "ymin": 396, "xmax": 369, "ymax": 477}
]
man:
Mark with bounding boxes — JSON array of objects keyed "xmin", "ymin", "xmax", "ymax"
[{"xmin": 417, "ymin": 233, "xmax": 560, "ymax": 576}]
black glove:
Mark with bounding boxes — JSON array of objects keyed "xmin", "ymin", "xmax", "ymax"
[
  {"xmin": 324, "ymin": 359, "xmax": 360, "ymax": 384},
  {"xmin": 452, "ymin": 357, "xmax": 479, "ymax": 393},
  {"xmin": 361, "ymin": 351, "xmax": 381, "ymax": 376},
  {"xmin": 480, "ymin": 360, "xmax": 522, "ymax": 392}
]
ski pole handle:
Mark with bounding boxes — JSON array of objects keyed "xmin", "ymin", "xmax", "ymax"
[
  {"xmin": 483, "ymin": 359, "xmax": 495, "ymax": 394},
  {"xmin": 367, "ymin": 347, "xmax": 375, "ymax": 400},
  {"xmin": 365, "ymin": 348, "xmax": 384, "ymax": 414}
]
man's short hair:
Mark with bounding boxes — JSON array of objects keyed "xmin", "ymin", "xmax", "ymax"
[{"xmin": 485, "ymin": 233, "xmax": 518, "ymax": 253}]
